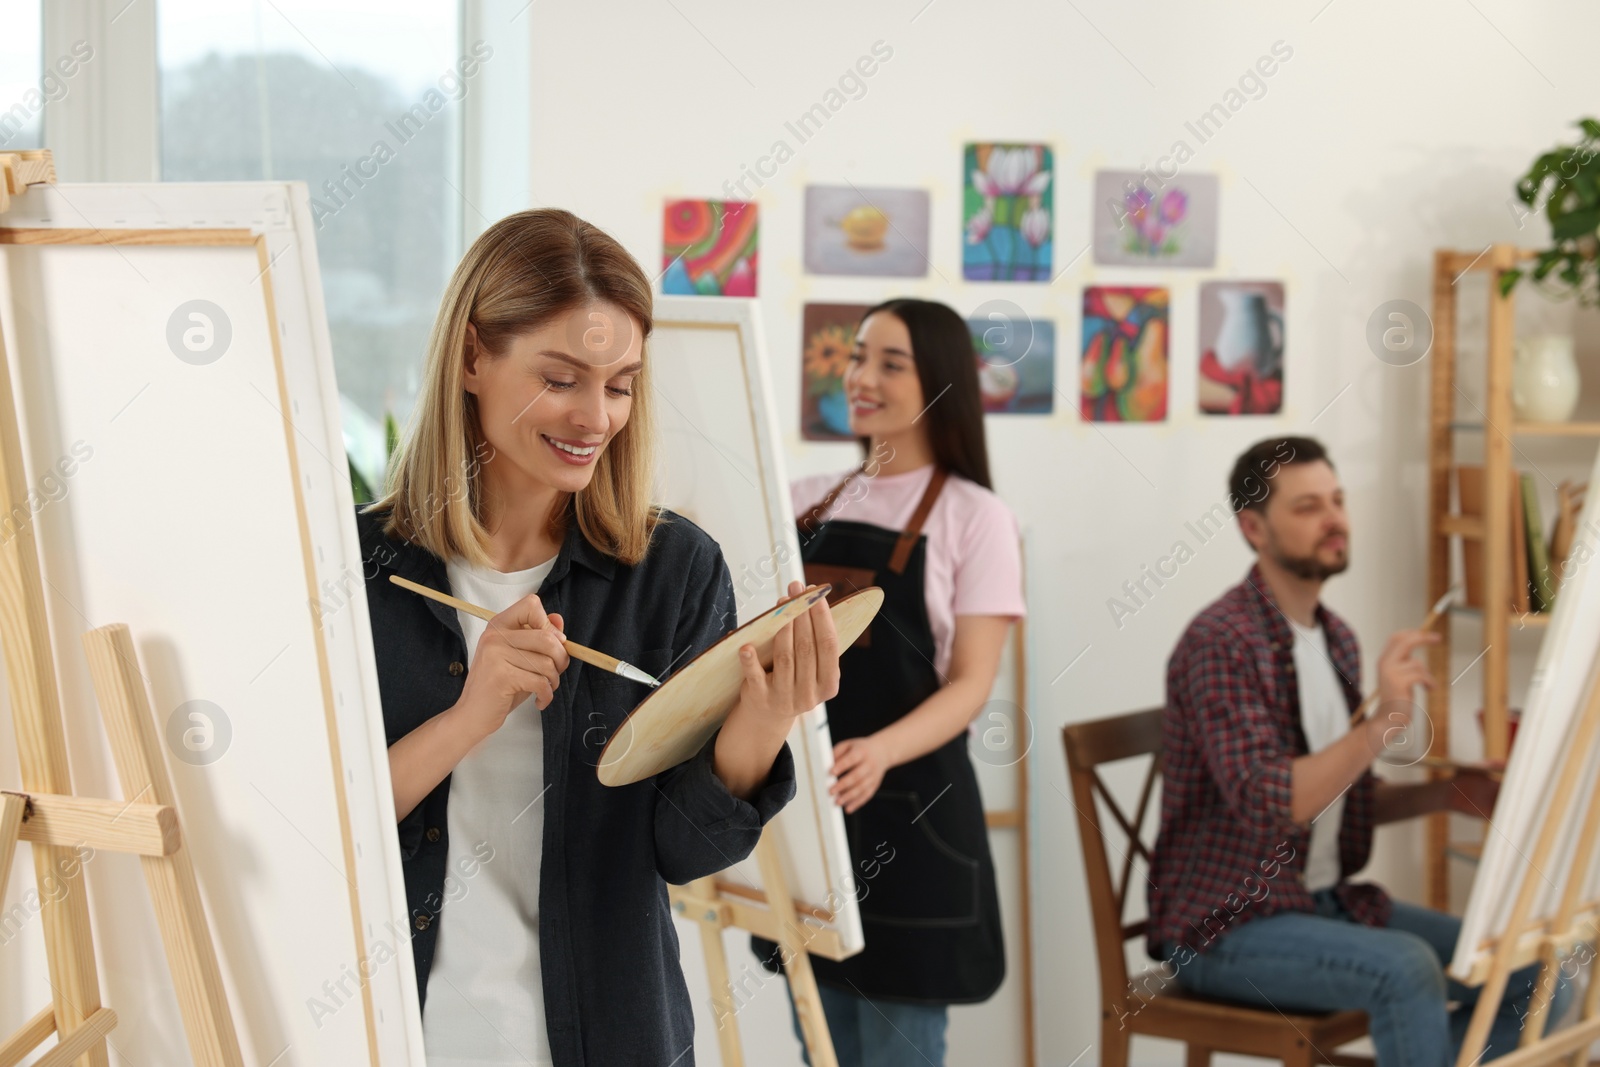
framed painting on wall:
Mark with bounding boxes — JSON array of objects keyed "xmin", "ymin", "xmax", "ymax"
[
  {"xmin": 1081, "ymin": 286, "xmax": 1169, "ymax": 422},
  {"xmin": 963, "ymin": 143, "xmax": 1053, "ymax": 282}
]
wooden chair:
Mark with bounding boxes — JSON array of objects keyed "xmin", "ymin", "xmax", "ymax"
[{"xmin": 1062, "ymin": 708, "xmax": 1373, "ymax": 1067}]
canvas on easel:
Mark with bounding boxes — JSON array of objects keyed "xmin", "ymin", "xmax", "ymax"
[
  {"xmin": 1447, "ymin": 441, "xmax": 1600, "ymax": 1065},
  {"xmin": 0, "ymin": 175, "xmax": 423, "ymax": 1065}
]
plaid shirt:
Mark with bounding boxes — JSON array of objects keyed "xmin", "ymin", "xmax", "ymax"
[{"xmin": 1147, "ymin": 563, "xmax": 1391, "ymax": 958}]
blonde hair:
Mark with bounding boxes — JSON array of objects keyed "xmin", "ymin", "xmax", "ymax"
[{"xmin": 366, "ymin": 208, "xmax": 661, "ymax": 566}]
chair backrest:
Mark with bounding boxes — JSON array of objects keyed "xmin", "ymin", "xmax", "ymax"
[{"xmin": 1061, "ymin": 707, "xmax": 1164, "ymax": 1014}]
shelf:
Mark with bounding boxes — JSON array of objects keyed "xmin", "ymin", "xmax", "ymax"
[
  {"xmin": 1441, "ymin": 247, "xmax": 1539, "ymax": 274},
  {"xmin": 1514, "ymin": 421, "xmax": 1600, "ymax": 437},
  {"xmin": 1426, "ymin": 244, "xmax": 1564, "ymax": 912},
  {"xmin": 1448, "ymin": 604, "xmax": 1552, "ymax": 628},
  {"xmin": 1439, "ymin": 514, "xmax": 1485, "ymax": 540},
  {"xmin": 1446, "ymin": 421, "xmax": 1600, "ymax": 436}
]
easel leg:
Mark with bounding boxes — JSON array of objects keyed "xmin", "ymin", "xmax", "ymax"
[
  {"xmin": 1564, "ymin": 950, "xmax": 1600, "ymax": 1067},
  {"xmin": 81, "ymin": 624, "xmax": 244, "ymax": 1067},
  {"xmin": 0, "ymin": 792, "xmax": 23, "ymax": 885},
  {"xmin": 685, "ymin": 876, "xmax": 745, "ymax": 1067},
  {"xmin": 1519, "ymin": 945, "xmax": 1563, "ymax": 1051},
  {"xmin": 0, "ymin": 319, "xmax": 107, "ymax": 1067},
  {"xmin": 753, "ymin": 832, "xmax": 839, "ymax": 1067}
]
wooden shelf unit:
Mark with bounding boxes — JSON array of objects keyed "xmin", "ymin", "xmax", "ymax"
[{"xmin": 1425, "ymin": 243, "xmax": 1597, "ymax": 909}]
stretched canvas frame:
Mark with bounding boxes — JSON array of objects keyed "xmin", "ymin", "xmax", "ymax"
[
  {"xmin": 649, "ymin": 295, "xmax": 865, "ymax": 958},
  {"xmin": 0, "ymin": 182, "xmax": 422, "ymax": 1066}
]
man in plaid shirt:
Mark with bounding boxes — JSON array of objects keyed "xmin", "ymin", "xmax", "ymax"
[{"xmin": 1148, "ymin": 437, "xmax": 1559, "ymax": 1067}]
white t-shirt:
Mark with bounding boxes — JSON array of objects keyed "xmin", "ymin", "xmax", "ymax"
[
  {"xmin": 1291, "ymin": 617, "xmax": 1350, "ymax": 893},
  {"xmin": 791, "ymin": 465, "xmax": 1026, "ymax": 679},
  {"xmin": 423, "ymin": 552, "xmax": 559, "ymax": 1067}
]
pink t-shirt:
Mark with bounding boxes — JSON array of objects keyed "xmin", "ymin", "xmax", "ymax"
[{"xmin": 791, "ymin": 464, "xmax": 1026, "ymax": 680}]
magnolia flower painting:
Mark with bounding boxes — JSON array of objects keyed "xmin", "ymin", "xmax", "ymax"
[
  {"xmin": 963, "ymin": 143, "xmax": 1054, "ymax": 281},
  {"xmin": 1091, "ymin": 170, "xmax": 1219, "ymax": 268}
]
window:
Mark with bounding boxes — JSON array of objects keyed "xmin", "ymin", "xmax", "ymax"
[
  {"xmin": 0, "ymin": 3, "xmax": 45, "ymax": 151},
  {"xmin": 159, "ymin": 0, "xmax": 465, "ymax": 488}
]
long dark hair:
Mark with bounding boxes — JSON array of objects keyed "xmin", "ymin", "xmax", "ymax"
[{"xmin": 856, "ymin": 298, "xmax": 992, "ymax": 490}]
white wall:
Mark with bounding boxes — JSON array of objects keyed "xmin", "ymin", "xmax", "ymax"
[{"xmin": 524, "ymin": 2, "xmax": 1600, "ymax": 1064}]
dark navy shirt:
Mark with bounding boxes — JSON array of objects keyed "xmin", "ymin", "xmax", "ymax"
[{"xmin": 357, "ymin": 502, "xmax": 796, "ymax": 1066}]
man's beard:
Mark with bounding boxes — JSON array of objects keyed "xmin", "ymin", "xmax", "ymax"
[{"xmin": 1269, "ymin": 532, "xmax": 1350, "ymax": 581}]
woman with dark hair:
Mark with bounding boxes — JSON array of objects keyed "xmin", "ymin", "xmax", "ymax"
[
  {"xmin": 361, "ymin": 207, "xmax": 842, "ymax": 1065},
  {"xmin": 760, "ymin": 298, "xmax": 1026, "ymax": 1065}
]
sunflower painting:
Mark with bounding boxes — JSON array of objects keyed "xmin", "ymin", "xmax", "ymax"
[
  {"xmin": 660, "ymin": 199, "xmax": 759, "ymax": 296},
  {"xmin": 1081, "ymin": 286, "xmax": 1168, "ymax": 422},
  {"xmin": 801, "ymin": 303, "xmax": 870, "ymax": 441}
]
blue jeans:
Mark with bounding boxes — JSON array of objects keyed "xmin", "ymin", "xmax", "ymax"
[
  {"xmin": 784, "ymin": 978, "xmax": 948, "ymax": 1066},
  {"xmin": 1169, "ymin": 891, "xmax": 1572, "ymax": 1067}
]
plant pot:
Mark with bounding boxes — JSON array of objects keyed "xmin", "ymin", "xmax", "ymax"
[{"xmin": 1512, "ymin": 335, "xmax": 1580, "ymax": 423}]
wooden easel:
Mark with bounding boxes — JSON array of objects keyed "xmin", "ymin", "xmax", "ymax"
[
  {"xmin": 676, "ymin": 613, "xmax": 1036, "ymax": 1066},
  {"xmin": 1452, "ymin": 652, "xmax": 1600, "ymax": 1067},
  {"xmin": 673, "ymin": 827, "xmax": 843, "ymax": 1067},
  {"xmin": 0, "ymin": 150, "xmax": 244, "ymax": 1067}
]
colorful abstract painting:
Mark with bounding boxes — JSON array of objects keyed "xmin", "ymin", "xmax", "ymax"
[
  {"xmin": 963, "ymin": 143, "xmax": 1053, "ymax": 282},
  {"xmin": 804, "ymin": 186, "xmax": 931, "ymax": 277},
  {"xmin": 970, "ymin": 317, "xmax": 1054, "ymax": 414},
  {"xmin": 1091, "ymin": 171, "xmax": 1218, "ymax": 268},
  {"xmin": 1081, "ymin": 287, "xmax": 1168, "ymax": 422},
  {"xmin": 1199, "ymin": 281, "xmax": 1284, "ymax": 415},
  {"xmin": 661, "ymin": 199, "xmax": 758, "ymax": 296},
  {"xmin": 801, "ymin": 303, "xmax": 870, "ymax": 441}
]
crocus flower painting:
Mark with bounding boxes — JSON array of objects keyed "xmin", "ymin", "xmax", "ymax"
[
  {"xmin": 801, "ymin": 303, "xmax": 871, "ymax": 441},
  {"xmin": 1091, "ymin": 171, "xmax": 1218, "ymax": 268},
  {"xmin": 661, "ymin": 199, "xmax": 759, "ymax": 296},
  {"xmin": 1081, "ymin": 287, "xmax": 1168, "ymax": 422},
  {"xmin": 963, "ymin": 143, "xmax": 1053, "ymax": 281}
]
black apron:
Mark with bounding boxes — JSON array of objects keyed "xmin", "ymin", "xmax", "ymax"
[{"xmin": 754, "ymin": 465, "xmax": 1005, "ymax": 1004}]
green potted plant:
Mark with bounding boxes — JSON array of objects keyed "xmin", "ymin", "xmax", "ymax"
[
  {"xmin": 1501, "ymin": 117, "xmax": 1600, "ymax": 303},
  {"xmin": 349, "ymin": 410, "xmax": 401, "ymax": 505}
]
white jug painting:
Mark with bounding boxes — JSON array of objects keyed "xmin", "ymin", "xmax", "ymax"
[{"xmin": 1199, "ymin": 280, "xmax": 1285, "ymax": 415}]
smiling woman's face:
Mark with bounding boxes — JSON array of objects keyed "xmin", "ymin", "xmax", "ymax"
[
  {"xmin": 463, "ymin": 300, "xmax": 644, "ymax": 496},
  {"xmin": 845, "ymin": 311, "xmax": 924, "ymax": 439}
]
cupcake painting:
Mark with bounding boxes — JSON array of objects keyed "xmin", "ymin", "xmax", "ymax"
[{"xmin": 803, "ymin": 186, "xmax": 931, "ymax": 277}]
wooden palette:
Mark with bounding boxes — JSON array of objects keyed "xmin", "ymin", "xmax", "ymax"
[{"xmin": 597, "ymin": 586, "xmax": 884, "ymax": 786}]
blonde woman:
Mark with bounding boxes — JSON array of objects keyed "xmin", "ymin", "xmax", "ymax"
[{"xmin": 359, "ymin": 208, "xmax": 841, "ymax": 1066}]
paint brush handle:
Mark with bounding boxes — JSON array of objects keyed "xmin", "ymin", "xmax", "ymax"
[
  {"xmin": 388, "ymin": 574, "xmax": 658, "ymax": 686},
  {"xmin": 1347, "ymin": 596, "xmax": 1455, "ymax": 727}
]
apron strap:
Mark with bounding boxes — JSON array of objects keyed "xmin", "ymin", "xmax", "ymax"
[
  {"xmin": 797, "ymin": 461, "xmax": 868, "ymax": 536},
  {"xmin": 886, "ymin": 467, "xmax": 949, "ymax": 575}
]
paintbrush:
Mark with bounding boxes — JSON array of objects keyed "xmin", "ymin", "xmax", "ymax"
[
  {"xmin": 389, "ymin": 574, "xmax": 662, "ymax": 687},
  {"xmin": 1348, "ymin": 585, "xmax": 1461, "ymax": 726}
]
